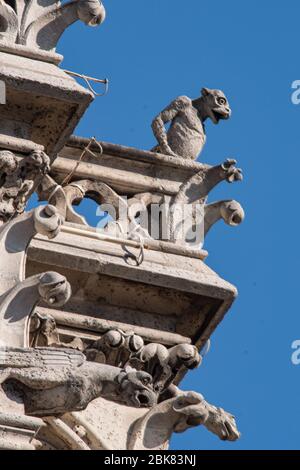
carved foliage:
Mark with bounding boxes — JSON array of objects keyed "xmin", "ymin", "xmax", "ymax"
[
  {"xmin": 24, "ymin": 316, "xmax": 240, "ymax": 442},
  {"xmin": 0, "ymin": 0, "xmax": 106, "ymax": 51},
  {"xmin": 0, "ymin": 150, "xmax": 50, "ymax": 223}
]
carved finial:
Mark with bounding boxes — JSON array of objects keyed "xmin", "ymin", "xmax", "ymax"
[{"xmin": 0, "ymin": 0, "xmax": 106, "ymax": 52}]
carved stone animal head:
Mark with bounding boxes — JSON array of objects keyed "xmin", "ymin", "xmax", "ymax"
[
  {"xmin": 32, "ymin": 312, "xmax": 58, "ymax": 340},
  {"xmin": 220, "ymin": 200, "xmax": 245, "ymax": 227},
  {"xmin": 172, "ymin": 391, "xmax": 240, "ymax": 441},
  {"xmin": 201, "ymin": 88, "xmax": 231, "ymax": 124},
  {"xmin": 77, "ymin": 0, "xmax": 106, "ymax": 26},
  {"xmin": 168, "ymin": 344, "xmax": 202, "ymax": 371},
  {"xmin": 173, "ymin": 392, "xmax": 208, "ymax": 433},
  {"xmin": 23, "ymin": 150, "xmax": 50, "ymax": 175},
  {"xmin": 0, "ymin": 197, "xmax": 15, "ymax": 221},
  {"xmin": 118, "ymin": 367, "xmax": 157, "ymax": 408}
]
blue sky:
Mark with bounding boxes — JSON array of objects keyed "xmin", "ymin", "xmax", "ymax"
[{"xmin": 30, "ymin": 1, "xmax": 300, "ymax": 449}]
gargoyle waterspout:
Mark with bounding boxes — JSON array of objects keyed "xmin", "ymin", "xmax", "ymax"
[{"xmin": 0, "ymin": 347, "xmax": 157, "ymax": 416}]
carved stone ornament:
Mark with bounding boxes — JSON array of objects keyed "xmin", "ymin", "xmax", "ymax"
[
  {"xmin": 0, "ymin": 270, "xmax": 71, "ymax": 348},
  {"xmin": 125, "ymin": 159, "xmax": 244, "ymax": 246},
  {"xmin": 38, "ymin": 162, "xmax": 244, "ymax": 248},
  {"xmin": 0, "ymin": 204, "xmax": 67, "ymax": 347},
  {"xmin": 61, "ymin": 328, "xmax": 201, "ymax": 395},
  {"xmin": 30, "ymin": 311, "xmax": 84, "ymax": 350},
  {"xmin": 204, "ymin": 200, "xmax": 245, "ymax": 236},
  {"xmin": 0, "ymin": 0, "xmax": 243, "ymax": 450},
  {"xmin": 28, "ymin": 316, "xmax": 202, "ymax": 394},
  {"xmin": 0, "ymin": 347, "xmax": 157, "ymax": 416},
  {"xmin": 0, "ymin": 203, "xmax": 160, "ymax": 417},
  {"xmin": 0, "ymin": 149, "xmax": 50, "ymax": 224},
  {"xmin": 38, "ymin": 175, "xmax": 128, "ymax": 226},
  {"xmin": 129, "ymin": 391, "xmax": 240, "ymax": 450},
  {"xmin": 152, "ymin": 88, "xmax": 231, "ymax": 160},
  {"xmin": 0, "ymin": 0, "xmax": 106, "ymax": 51}
]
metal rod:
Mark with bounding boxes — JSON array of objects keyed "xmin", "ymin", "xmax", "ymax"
[{"xmin": 64, "ymin": 69, "xmax": 109, "ymax": 96}]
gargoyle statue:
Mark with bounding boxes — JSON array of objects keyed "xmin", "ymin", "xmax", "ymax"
[
  {"xmin": 0, "ymin": 347, "xmax": 157, "ymax": 416},
  {"xmin": 129, "ymin": 391, "xmax": 240, "ymax": 450},
  {"xmin": 84, "ymin": 329, "xmax": 201, "ymax": 395},
  {"xmin": 151, "ymin": 88, "xmax": 231, "ymax": 160},
  {"xmin": 30, "ymin": 311, "xmax": 84, "ymax": 350},
  {"xmin": 172, "ymin": 392, "xmax": 240, "ymax": 441}
]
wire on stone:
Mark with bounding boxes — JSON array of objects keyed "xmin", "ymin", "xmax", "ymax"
[
  {"xmin": 61, "ymin": 137, "xmax": 103, "ymax": 187},
  {"xmin": 48, "ymin": 184, "xmax": 63, "ymax": 203},
  {"xmin": 115, "ymin": 222, "xmax": 145, "ymax": 266},
  {"xmin": 128, "ymin": 228, "xmax": 145, "ymax": 266},
  {"xmin": 63, "ymin": 70, "xmax": 109, "ymax": 97}
]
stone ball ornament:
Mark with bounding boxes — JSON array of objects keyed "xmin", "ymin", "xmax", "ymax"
[
  {"xmin": 38, "ymin": 272, "xmax": 72, "ymax": 308},
  {"xmin": 33, "ymin": 205, "xmax": 64, "ymax": 239}
]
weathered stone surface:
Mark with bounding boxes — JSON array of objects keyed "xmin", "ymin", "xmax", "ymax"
[
  {"xmin": 0, "ymin": 411, "xmax": 45, "ymax": 450},
  {"xmin": 0, "ymin": 1, "xmax": 243, "ymax": 450},
  {"xmin": 0, "ymin": 0, "xmax": 106, "ymax": 54},
  {"xmin": 41, "ymin": 137, "xmax": 244, "ymax": 248},
  {"xmin": 0, "ymin": 54, "xmax": 94, "ymax": 159},
  {"xmin": 15, "ymin": 131, "xmax": 243, "ymax": 449},
  {"xmin": 26, "ymin": 227, "xmax": 237, "ymax": 357},
  {"xmin": 0, "ymin": 347, "xmax": 157, "ymax": 415},
  {"xmin": 204, "ymin": 200, "xmax": 245, "ymax": 235},
  {"xmin": 0, "ymin": 149, "xmax": 50, "ymax": 223},
  {"xmin": 129, "ymin": 391, "xmax": 240, "ymax": 450},
  {"xmin": 29, "ymin": 320, "xmax": 201, "ymax": 396},
  {"xmin": 26, "ymin": 391, "xmax": 239, "ymax": 450},
  {"xmin": 0, "ymin": 204, "xmax": 63, "ymax": 297}
]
